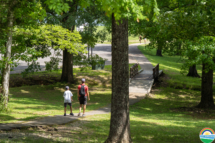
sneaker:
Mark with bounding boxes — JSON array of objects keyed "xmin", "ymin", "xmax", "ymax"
[
  {"xmin": 64, "ymin": 113, "xmax": 66, "ymax": 116},
  {"xmin": 82, "ymin": 114, "xmax": 86, "ymax": 117},
  {"xmin": 77, "ymin": 113, "xmax": 81, "ymax": 116},
  {"xmin": 70, "ymin": 113, "xmax": 74, "ymax": 116}
]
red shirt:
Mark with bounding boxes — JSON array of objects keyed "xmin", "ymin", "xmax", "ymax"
[{"xmin": 78, "ymin": 84, "xmax": 88, "ymax": 97}]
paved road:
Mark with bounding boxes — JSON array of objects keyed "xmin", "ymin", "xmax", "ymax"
[{"xmin": 10, "ymin": 44, "xmax": 140, "ymax": 74}]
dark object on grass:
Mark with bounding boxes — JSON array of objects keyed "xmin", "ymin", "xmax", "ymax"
[
  {"xmin": 153, "ymin": 64, "xmax": 159, "ymax": 81},
  {"xmin": 130, "ymin": 63, "xmax": 139, "ymax": 78}
]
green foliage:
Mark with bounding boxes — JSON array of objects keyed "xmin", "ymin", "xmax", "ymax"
[
  {"xmin": 88, "ymin": 54, "xmax": 107, "ymax": 65},
  {"xmin": 45, "ymin": 57, "xmax": 61, "ymax": 72},
  {"xmin": 45, "ymin": 0, "xmax": 72, "ymax": 15},
  {"xmin": 21, "ymin": 61, "xmax": 41, "ymax": 78},
  {"xmin": 181, "ymin": 37, "xmax": 215, "ymax": 73},
  {"xmin": 0, "ymin": 24, "xmax": 86, "ymax": 76}
]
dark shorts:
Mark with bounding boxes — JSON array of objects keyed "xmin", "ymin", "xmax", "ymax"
[
  {"xmin": 64, "ymin": 102, "xmax": 71, "ymax": 107},
  {"xmin": 79, "ymin": 96, "xmax": 87, "ymax": 105}
]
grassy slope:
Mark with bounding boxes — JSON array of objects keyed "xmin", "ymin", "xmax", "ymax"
[{"xmin": 138, "ymin": 45, "xmax": 215, "ymax": 90}]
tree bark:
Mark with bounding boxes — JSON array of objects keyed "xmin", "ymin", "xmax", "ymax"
[
  {"xmin": 105, "ymin": 14, "xmax": 131, "ymax": 143},
  {"xmin": 156, "ymin": 49, "xmax": 162, "ymax": 56},
  {"xmin": 91, "ymin": 46, "xmax": 93, "ymax": 57},
  {"xmin": 60, "ymin": 1, "xmax": 77, "ymax": 83},
  {"xmin": 60, "ymin": 25, "xmax": 75, "ymax": 83},
  {"xmin": 61, "ymin": 49, "xmax": 74, "ymax": 83},
  {"xmin": 88, "ymin": 46, "xmax": 89, "ymax": 59},
  {"xmin": 196, "ymin": 63, "xmax": 214, "ymax": 108},
  {"xmin": 187, "ymin": 65, "xmax": 200, "ymax": 78},
  {"xmin": 2, "ymin": 10, "xmax": 14, "ymax": 108},
  {"xmin": 176, "ymin": 41, "xmax": 182, "ymax": 55},
  {"xmin": 156, "ymin": 40, "xmax": 162, "ymax": 56}
]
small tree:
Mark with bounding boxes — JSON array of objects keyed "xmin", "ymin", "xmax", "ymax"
[{"xmin": 0, "ymin": 0, "xmax": 46, "ymax": 108}]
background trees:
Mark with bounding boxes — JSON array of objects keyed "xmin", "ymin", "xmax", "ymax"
[
  {"xmin": 0, "ymin": 0, "xmax": 46, "ymax": 108},
  {"xmin": 130, "ymin": 0, "xmax": 215, "ymax": 108}
]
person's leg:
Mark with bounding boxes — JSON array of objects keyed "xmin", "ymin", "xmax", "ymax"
[
  {"xmin": 79, "ymin": 104, "xmax": 82, "ymax": 113},
  {"xmin": 64, "ymin": 103, "xmax": 67, "ymax": 116},
  {"xmin": 69, "ymin": 103, "xmax": 72, "ymax": 113},
  {"xmin": 77, "ymin": 104, "xmax": 82, "ymax": 116},
  {"xmin": 83, "ymin": 105, "xmax": 86, "ymax": 114},
  {"xmin": 64, "ymin": 107, "xmax": 66, "ymax": 114}
]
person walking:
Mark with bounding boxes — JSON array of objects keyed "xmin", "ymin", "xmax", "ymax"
[
  {"xmin": 139, "ymin": 35, "xmax": 142, "ymax": 43},
  {"xmin": 63, "ymin": 86, "xmax": 74, "ymax": 116},
  {"xmin": 77, "ymin": 78, "xmax": 90, "ymax": 117}
]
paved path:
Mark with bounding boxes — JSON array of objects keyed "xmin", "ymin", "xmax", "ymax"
[
  {"xmin": 9, "ymin": 44, "xmax": 137, "ymax": 74},
  {"xmin": 0, "ymin": 43, "xmax": 155, "ymax": 131}
]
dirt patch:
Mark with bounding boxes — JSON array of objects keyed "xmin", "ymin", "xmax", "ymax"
[{"xmin": 0, "ymin": 118, "xmax": 91, "ymax": 142}]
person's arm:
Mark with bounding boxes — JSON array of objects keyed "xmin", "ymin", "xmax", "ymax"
[
  {"xmin": 87, "ymin": 88, "xmax": 90, "ymax": 100},
  {"xmin": 63, "ymin": 92, "xmax": 65, "ymax": 98},
  {"xmin": 71, "ymin": 92, "xmax": 73, "ymax": 101},
  {"xmin": 77, "ymin": 89, "xmax": 79, "ymax": 100}
]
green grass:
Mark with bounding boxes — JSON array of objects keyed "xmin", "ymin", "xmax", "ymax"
[
  {"xmin": 0, "ymin": 64, "xmax": 139, "ymax": 123},
  {"xmin": 2, "ymin": 88, "xmax": 215, "ymax": 142},
  {"xmin": 138, "ymin": 45, "xmax": 215, "ymax": 90},
  {"xmin": 74, "ymin": 88, "xmax": 215, "ymax": 143}
]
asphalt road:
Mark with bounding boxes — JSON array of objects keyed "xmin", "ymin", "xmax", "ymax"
[{"xmin": 8, "ymin": 44, "xmax": 140, "ymax": 74}]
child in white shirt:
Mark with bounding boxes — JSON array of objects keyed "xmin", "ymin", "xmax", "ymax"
[{"xmin": 63, "ymin": 86, "xmax": 74, "ymax": 116}]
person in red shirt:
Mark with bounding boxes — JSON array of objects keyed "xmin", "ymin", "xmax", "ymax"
[{"xmin": 77, "ymin": 78, "xmax": 90, "ymax": 116}]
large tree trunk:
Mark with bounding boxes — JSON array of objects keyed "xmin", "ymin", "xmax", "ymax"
[
  {"xmin": 60, "ymin": 1, "xmax": 77, "ymax": 83},
  {"xmin": 156, "ymin": 49, "xmax": 162, "ymax": 56},
  {"xmin": 60, "ymin": 25, "xmax": 75, "ymax": 83},
  {"xmin": 156, "ymin": 40, "xmax": 162, "ymax": 56},
  {"xmin": 1, "ymin": 11, "xmax": 14, "ymax": 108},
  {"xmin": 60, "ymin": 49, "xmax": 74, "ymax": 83},
  {"xmin": 105, "ymin": 14, "xmax": 131, "ymax": 143},
  {"xmin": 176, "ymin": 41, "xmax": 182, "ymax": 55},
  {"xmin": 187, "ymin": 65, "xmax": 200, "ymax": 77},
  {"xmin": 196, "ymin": 63, "xmax": 214, "ymax": 108}
]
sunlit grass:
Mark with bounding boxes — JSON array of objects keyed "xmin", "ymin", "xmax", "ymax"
[
  {"xmin": 3, "ymin": 88, "xmax": 214, "ymax": 142},
  {"xmin": 138, "ymin": 45, "xmax": 215, "ymax": 90},
  {"xmin": 1, "ymin": 63, "xmax": 141, "ymax": 123}
]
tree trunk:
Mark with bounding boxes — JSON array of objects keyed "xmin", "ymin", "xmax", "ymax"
[
  {"xmin": 105, "ymin": 14, "xmax": 131, "ymax": 143},
  {"xmin": 196, "ymin": 63, "xmax": 214, "ymax": 108},
  {"xmin": 60, "ymin": 25, "xmax": 75, "ymax": 83},
  {"xmin": 88, "ymin": 46, "xmax": 89, "ymax": 59},
  {"xmin": 60, "ymin": 1, "xmax": 77, "ymax": 83},
  {"xmin": 91, "ymin": 46, "xmax": 93, "ymax": 57},
  {"xmin": 187, "ymin": 65, "xmax": 200, "ymax": 77},
  {"xmin": 156, "ymin": 49, "xmax": 162, "ymax": 56},
  {"xmin": 176, "ymin": 41, "xmax": 182, "ymax": 55},
  {"xmin": 60, "ymin": 49, "xmax": 74, "ymax": 83},
  {"xmin": 156, "ymin": 40, "xmax": 162, "ymax": 56},
  {"xmin": 2, "ymin": 11, "xmax": 14, "ymax": 108}
]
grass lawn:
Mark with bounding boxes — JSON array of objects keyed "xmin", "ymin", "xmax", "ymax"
[
  {"xmin": 0, "ymin": 64, "xmax": 139, "ymax": 123},
  {"xmin": 1, "ymin": 88, "xmax": 215, "ymax": 142},
  {"xmin": 138, "ymin": 45, "xmax": 215, "ymax": 91},
  {"xmin": 1, "ymin": 45, "xmax": 215, "ymax": 142}
]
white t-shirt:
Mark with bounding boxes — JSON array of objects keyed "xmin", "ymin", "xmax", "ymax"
[{"xmin": 63, "ymin": 90, "xmax": 73, "ymax": 103}]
